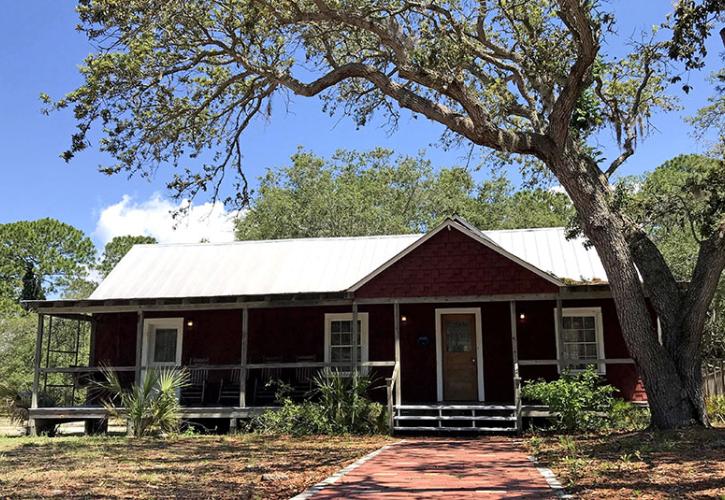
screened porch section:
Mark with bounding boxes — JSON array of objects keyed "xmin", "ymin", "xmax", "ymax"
[{"xmin": 30, "ymin": 306, "xmax": 400, "ymax": 424}]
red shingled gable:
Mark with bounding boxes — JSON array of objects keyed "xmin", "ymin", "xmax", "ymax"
[{"xmin": 355, "ymin": 226, "xmax": 559, "ymax": 298}]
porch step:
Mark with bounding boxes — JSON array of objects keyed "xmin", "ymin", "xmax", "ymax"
[
  {"xmin": 394, "ymin": 415, "xmax": 516, "ymax": 421},
  {"xmin": 393, "ymin": 404, "xmax": 519, "ymax": 433},
  {"xmin": 395, "ymin": 404, "xmax": 515, "ymax": 410},
  {"xmin": 393, "ymin": 426, "xmax": 517, "ymax": 433}
]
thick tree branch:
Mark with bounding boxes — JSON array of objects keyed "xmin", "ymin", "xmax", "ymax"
[
  {"xmin": 548, "ymin": 0, "xmax": 598, "ymax": 148},
  {"xmin": 274, "ymin": 62, "xmax": 550, "ymax": 155},
  {"xmin": 626, "ymin": 227, "xmax": 683, "ymax": 350},
  {"xmin": 682, "ymin": 222, "xmax": 725, "ymax": 345}
]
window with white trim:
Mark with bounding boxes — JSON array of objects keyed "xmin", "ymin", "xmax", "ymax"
[
  {"xmin": 142, "ymin": 317, "xmax": 184, "ymax": 368},
  {"xmin": 555, "ymin": 307, "xmax": 605, "ymax": 374},
  {"xmin": 324, "ymin": 313, "xmax": 369, "ymax": 368}
]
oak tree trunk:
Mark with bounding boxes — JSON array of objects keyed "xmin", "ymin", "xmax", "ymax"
[{"xmin": 552, "ymin": 150, "xmax": 706, "ymax": 429}]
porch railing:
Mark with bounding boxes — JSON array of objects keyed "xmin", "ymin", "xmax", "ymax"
[
  {"xmin": 34, "ymin": 361, "xmax": 397, "ymax": 409},
  {"xmin": 518, "ymin": 357, "xmax": 635, "ymax": 368}
]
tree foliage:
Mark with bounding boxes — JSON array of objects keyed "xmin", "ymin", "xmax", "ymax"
[
  {"xmin": 236, "ymin": 148, "xmax": 573, "ymax": 240},
  {"xmin": 666, "ymin": 0, "xmax": 725, "ymax": 72},
  {"xmin": 687, "ymin": 68, "xmax": 725, "ymax": 157},
  {"xmin": 98, "ymin": 235, "xmax": 158, "ymax": 278},
  {"xmin": 0, "ymin": 218, "xmax": 96, "ymax": 303},
  {"xmin": 0, "ymin": 219, "xmax": 95, "ymax": 396},
  {"xmin": 0, "ymin": 314, "xmax": 37, "ymax": 392},
  {"xmin": 50, "ymin": 0, "xmax": 672, "ymax": 207}
]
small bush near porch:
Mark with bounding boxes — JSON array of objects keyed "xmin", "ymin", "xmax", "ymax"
[{"xmin": 0, "ymin": 433, "xmax": 393, "ymax": 498}]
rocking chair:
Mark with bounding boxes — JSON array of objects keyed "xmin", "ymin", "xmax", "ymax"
[
  {"xmin": 218, "ymin": 368, "xmax": 242, "ymax": 404},
  {"xmin": 181, "ymin": 358, "xmax": 208, "ymax": 405}
]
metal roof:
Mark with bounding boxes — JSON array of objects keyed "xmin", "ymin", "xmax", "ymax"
[
  {"xmin": 89, "ymin": 222, "xmax": 607, "ymax": 301},
  {"xmin": 90, "ymin": 234, "xmax": 422, "ymax": 300},
  {"xmin": 482, "ymin": 227, "xmax": 607, "ymax": 285}
]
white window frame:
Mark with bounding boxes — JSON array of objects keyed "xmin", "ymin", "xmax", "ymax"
[
  {"xmin": 142, "ymin": 317, "xmax": 184, "ymax": 369},
  {"xmin": 554, "ymin": 307, "xmax": 606, "ymax": 374},
  {"xmin": 434, "ymin": 307, "xmax": 485, "ymax": 402},
  {"xmin": 324, "ymin": 313, "xmax": 369, "ymax": 371}
]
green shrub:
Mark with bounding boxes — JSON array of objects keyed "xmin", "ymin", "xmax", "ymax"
[
  {"xmin": 609, "ymin": 400, "xmax": 650, "ymax": 431},
  {"xmin": 98, "ymin": 366, "xmax": 189, "ymax": 437},
  {"xmin": 251, "ymin": 369, "xmax": 386, "ymax": 436},
  {"xmin": 522, "ymin": 367, "xmax": 617, "ymax": 431},
  {"xmin": 252, "ymin": 400, "xmax": 334, "ymax": 436},
  {"xmin": 706, "ymin": 395, "xmax": 725, "ymax": 425}
]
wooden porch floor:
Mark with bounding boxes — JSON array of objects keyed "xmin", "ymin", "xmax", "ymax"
[{"xmin": 29, "ymin": 406, "xmax": 275, "ymax": 421}]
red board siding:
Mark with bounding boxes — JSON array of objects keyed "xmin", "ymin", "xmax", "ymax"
[
  {"xmin": 356, "ymin": 227, "xmax": 559, "ymax": 298},
  {"xmin": 397, "ymin": 302, "xmax": 514, "ymax": 404},
  {"xmin": 93, "ymin": 310, "xmax": 243, "ymax": 367},
  {"xmin": 515, "ymin": 299, "xmax": 647, "ymax": 401},
  {"xmin": 246, "ymin": 304, "xmax": 395, "ymax": 363},
  {"xmin": 90, "ymin": 298, "xmax": 645, "ymax": 404}
]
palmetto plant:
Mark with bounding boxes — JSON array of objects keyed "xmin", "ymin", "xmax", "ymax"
[
  {"xmin": 98, "ymin": 366, "xmax": 189, "ymax": 437},
  {"xmin": 312, "ymin": 369, "xmax": 384, "ymax": 434}
]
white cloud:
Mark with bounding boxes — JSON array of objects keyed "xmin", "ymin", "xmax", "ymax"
[{"xmin": 94, "ymin": 194, "xmax": 238, "ymax": 246}]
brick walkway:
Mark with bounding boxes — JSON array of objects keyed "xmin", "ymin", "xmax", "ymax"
[{"xmin": 306, "ymin": 438, "xmax": 558, "ymax": 499}]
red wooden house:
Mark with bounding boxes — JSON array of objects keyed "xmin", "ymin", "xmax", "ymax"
[{"xmin": 26, "ymin": 217, "xmax": 645, "ymax": 433}]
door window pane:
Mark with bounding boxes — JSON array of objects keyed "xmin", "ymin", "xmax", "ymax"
[
  {"xmin": 153, "ymin": 328, "xmax": 178, "ymax": 363},
  {"xmin": 446, "ymin": 320, "xmax": 472, "ymax": 352}
]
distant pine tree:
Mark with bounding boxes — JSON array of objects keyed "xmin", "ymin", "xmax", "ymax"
[{"xmin": 20, "ymin": 263, "xmax": 45, "ymax": 302}]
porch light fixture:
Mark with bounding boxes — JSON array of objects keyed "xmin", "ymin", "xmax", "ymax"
[
  {"xmin": 519, "ymin": 313, "xmax": 526, "ymax": 321},
  {"xmin": 400, "ymin": 315, "xmax": 408, "ymax": 324},
  {"xmin": 186, "ymin": 320, "xmax": 194, "ymax": 328}
]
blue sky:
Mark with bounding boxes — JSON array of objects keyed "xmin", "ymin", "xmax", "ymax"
[{"xmin": 0, "ymin": 1, "xmax": 721, "ymax": 247}]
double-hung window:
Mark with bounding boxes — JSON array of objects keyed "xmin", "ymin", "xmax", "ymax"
[
  {"xmin": 555, "ymin": 307, "xmax": 605, "ymax": 374},
  {"xmin": 324, "ymin": 313, "xmax": 369, "ymax": 371}
]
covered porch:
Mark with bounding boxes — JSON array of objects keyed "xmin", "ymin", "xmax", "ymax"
[
  {"xmin": 25, "ymin": 285, "xmax": 639, "ymax": 434},
  {"xmin": 27, "ymin": 293, "xmax": 400, "ymax": 434}
]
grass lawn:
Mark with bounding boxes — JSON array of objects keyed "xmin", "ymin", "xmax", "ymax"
[
  {"xmin": 527, "ymin": 427, "xmax": 725, "ymax": 498},
  {"xmin": 0, "ymin": 433, "xmax": 393, "ymax": 499}
]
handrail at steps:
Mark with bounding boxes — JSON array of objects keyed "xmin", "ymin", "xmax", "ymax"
[
  {"xmin": 514, "ymin": 376, "xmax": 522, "ymax": 431},
  {"xmin": 386, "ymin": 362, "xmax": 400, "ymax": 432}
]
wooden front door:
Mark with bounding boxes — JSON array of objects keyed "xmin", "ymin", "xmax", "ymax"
[{"xmin": 441, "ymin": 313, "xmax": 478, "ymax": 401}]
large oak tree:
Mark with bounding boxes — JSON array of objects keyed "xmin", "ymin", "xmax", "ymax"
[{"xmin": 53, "ymin": 0, "xmax": 724, "ymax": 428}]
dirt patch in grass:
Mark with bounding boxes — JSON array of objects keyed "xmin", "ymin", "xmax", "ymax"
[
  {"xmin": 0, "ymin": 433, "xmax": 393, "ymax": 499},
  {"xmin": 527, "ymin": 427, "xmax": 725, "ymax": 498}
]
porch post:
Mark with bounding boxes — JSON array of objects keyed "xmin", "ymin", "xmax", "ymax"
[
  {"xmin": 30, "ymin": 313, "xmax": 44, "ymax": 436},
  {"xmin": 351, "ymin": 301, "xmax": 359, "ymax": 373},
  {"xmin": 88, "ymin": 316, "xmax": 97, "ymax": 367},
  {"xmin": 509, "ymin": 301, "xmax": 522, "ymax": 432},
  {"xmin": 555, "ymin": 297, "xmax": 565, "ymax": 373},
  {"xmin": 393, "ymin": 302, "xmax": 401, "ymax": 404},
  {"xmin": 239, "ymin": 306, "xmax": 249, "ymax": 408},
  {"xmin": 134, "ymin": 311, "xmax": 144, "ymax": 385}
]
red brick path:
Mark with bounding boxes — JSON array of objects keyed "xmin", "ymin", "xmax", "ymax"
[{"xmin": 309, "ymin": 438, "xmax": 556, "ymax": 498}]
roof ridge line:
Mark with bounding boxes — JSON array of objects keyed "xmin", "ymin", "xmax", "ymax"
[{"xmin": 142, "ymin": 233, "xmax": 423, "ymax": 248}]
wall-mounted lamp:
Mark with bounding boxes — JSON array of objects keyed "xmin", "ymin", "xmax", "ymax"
[
  {"xmin": 186, "ymin": 320, "xmax": 195, "ymax": 328},
  {"xmin": 400, "ymin": 315, "xmax": 408, "ymax": 324},
  {"xmin": 519, "ymin": 313, "xmax": 526, "ymax": 321}
]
